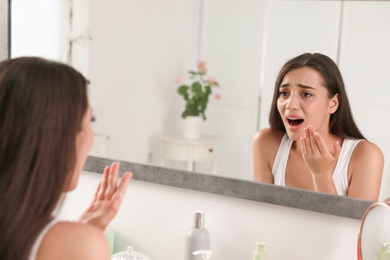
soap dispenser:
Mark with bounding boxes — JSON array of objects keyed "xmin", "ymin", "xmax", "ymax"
[
  {"xmin": 252, "ymin": 242, "xmax": 269, "ymax": 260},
  {"xmin": 184, "ymin": 211, "xmax": 210, "ymax": 260},
  {"xmin": 377, "ymin": 241, "xmax": 390, "ymax": 260}
]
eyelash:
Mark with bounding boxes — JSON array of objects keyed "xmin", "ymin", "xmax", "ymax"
[
  {"xmin": 279, "ymin": 91, "xmax": 288, "ymax": 97},
  {"xmin": 278, "ymin": 90, "xmax": 312, "ymax": 98}
]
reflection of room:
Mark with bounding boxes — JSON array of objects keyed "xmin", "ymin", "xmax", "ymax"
[
  {"xmin": 202, "ymin": 0, "xmax": 390, "ymax": 197},
  {"xmin": 5, "ymin": 2, "xmax": 390, "ymax": 259},
  {"xmin": 11, "ymin": 0, "xmax": 390, "ymax": 199}
]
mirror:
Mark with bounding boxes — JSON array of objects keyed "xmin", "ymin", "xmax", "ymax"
[
  {"xmin": 8, "ymin": 0, "xmax": 390, "ymax": 200},
  {"xmin": 359, "ymin": 199, "xmax": 390, "ymax": 259}
]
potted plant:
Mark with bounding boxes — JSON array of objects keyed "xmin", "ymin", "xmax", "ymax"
[
  {"xmin": 177, "ymin": 60, "xmax": 220, "ymax": 119},
  {"xmin": 176, "ymin": 60, "xmax": 220, "ymax": 138}
]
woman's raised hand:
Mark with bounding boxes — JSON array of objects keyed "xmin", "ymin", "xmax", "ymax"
[
  {"xmin": 76, "ymin": 162, "xmax": 132, "ymax": 231},
  {"xmin": 300, "ymin": 126, "xmax": 341, "ymax": 177}
]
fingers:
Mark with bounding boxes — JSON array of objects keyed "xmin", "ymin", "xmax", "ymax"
[
  {"xmin": 92, "ymin": 182, "xmax": 102, "ymax": 203},
  {"xmin": 313, "ymin": 131, "xmax": 327, "ymax": 155},
  {"xmin": 302, "ymin": 125, "xmax": 341, "ymax": 159},
  {"xmin": 114, "ymin": 172, "xmax": 132, "ymax": 200},
  {"xmin": 105, "ymin": 162, "xmax": 119, "ymax": 200},
  {"xmin": 80, "ymin": 163, "xmax": 132, "ymax": 231},
  {"xmin": 305, "ymin": 126, "xmax": 315, "ymax": 154},
  {"xmin": 111, "ymin": 164, "xmax": 119, "ymax": 193},
  {"xmin": 303, "ymin": 125, "xmax": 325, "ymax": 155},
  {"xmin": 99, "ymin": 172, "xmax": 133, "ymax": 230},
  {"xmin": 333, "ymin": 141, "xmax": 341, "ymax": 158},
  {"xmin": 97, "ymin": 166, "xmax": 110, "ymax": 200},
  {"xmin": 97, "ymin": 162, "xmax": 132, "ymax": 201}
]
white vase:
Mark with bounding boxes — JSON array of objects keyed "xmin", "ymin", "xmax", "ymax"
[{"xmin": 182, "ymin": 116, "xmax": 202, "ymax": 139}]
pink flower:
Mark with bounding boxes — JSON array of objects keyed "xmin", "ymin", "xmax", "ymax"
[
  {"xmin": 214, "ymin": 94, "xmax": 221, "ymax": 100},
  {"xmin": 197, "ymin": 60, "xmax": 208, "ymax": 74},
  {"xmin": 208, "ymin": 77, "xmax": 218, "ymax": 86},
  {"xmin": 174, "ymin": 75, "xmax": 182, "ymax": 85}
]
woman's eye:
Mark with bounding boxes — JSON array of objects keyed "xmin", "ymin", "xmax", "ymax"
[
  {"xmin": 302, "ymin": 92, "xmax": 312, "ymax": 97},
  {"xmin": 279, "ymin": 91, "xmax": 288, "ymax": 97}
]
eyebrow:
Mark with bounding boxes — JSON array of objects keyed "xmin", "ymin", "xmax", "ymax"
[{"xmin": 279, "ymin": 83, "xmax": 316, "ymax": 90}]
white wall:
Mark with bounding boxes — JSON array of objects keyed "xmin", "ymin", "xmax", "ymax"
[
  {"xmin": 337, "ymin": 2, "xmax": 390, "ymax": 201},
  {"xmin": 198, "ymin": 0, "xmax": 265, "ymax": 180},
  {"xmin": 59, "ymin": 171, "xmax": 362, "ymax": 260},
  {"xmin": 88, "ymin": 0, "xmax": 197, "ymax": 168},
  {"xmin": 10, "ymin": 0, "xmax": 200, "ymax": 172},
  {"xmin": 258, "ymin": 1, "xmax": 341, "ymax": 129}
]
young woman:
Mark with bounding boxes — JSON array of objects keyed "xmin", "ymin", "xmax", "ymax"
[
  {"xmin": 0, "ymin": 57, "xmax": 132, "ymax": 259},
  {"xmin": 252, "ymin": 53, "xmax": 384, "ymax": 200}
]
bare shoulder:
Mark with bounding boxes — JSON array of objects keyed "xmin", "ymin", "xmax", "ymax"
[
  {"xmin": 352, "ymin": 140, "xmax": 384, "ymax": 163},
  {"xmin": 252, "ymin": 128, "xmax": 284, "ymax": 147},
  {"xmin": 252, "ymin": 128, "xmax": 285, "ymax": 183},
  {"xmin": 348, "ymin": 140, "xmax": 384, "ymax": 200},
  {"xmin": 37, "ymin": 221, "xmax": 110, "ymax": 260}
]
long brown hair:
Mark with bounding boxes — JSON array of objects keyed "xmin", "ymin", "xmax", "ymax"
[
  {"xmin": 269, "ymin": 53, "xmax": 365, "ymax": 140},
  {"xmin": 0, "ymin": 57, "xmax": 88, "ymax": 259}
]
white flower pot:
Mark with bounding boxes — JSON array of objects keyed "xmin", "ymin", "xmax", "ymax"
[{"xmin": 182, "ymin": 116, "xmax": 202, "ymax": 139}]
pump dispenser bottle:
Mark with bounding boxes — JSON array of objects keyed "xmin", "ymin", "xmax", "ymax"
[
  {"xmin": 252, "ymin": 242, "xmax": 270, "ymax": 260},
  {"xmin": 377, "ymin": 241, "xmax": 390, "ymax": 260},
  {"xmin": 184, "ymin": 211, "xmax": 210, "ymax": 260}
]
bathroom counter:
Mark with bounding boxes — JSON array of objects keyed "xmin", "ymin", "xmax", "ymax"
[{"xmin": 59, "ymin": 171, "xmax": 361, "ymax": 260}]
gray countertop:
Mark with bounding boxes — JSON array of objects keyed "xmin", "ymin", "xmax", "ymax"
[{"xmin": 84, "ymin": 156, "xmax": 372, "ymax": 220}]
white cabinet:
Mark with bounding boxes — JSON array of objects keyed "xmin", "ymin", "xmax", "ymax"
[{"xmin": 160, "ymin": 133, "xmax": 218, "ymax": 174}]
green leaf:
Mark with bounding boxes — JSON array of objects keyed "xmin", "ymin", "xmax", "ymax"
[
  {"xmin": 184, "ymin": 101, "xmax": 200, "ymax": 117},
  {"xmin": 205, "ymin": 85, "xmax": 212, "ymax": 95},
  {"xmin": 177, "ymin": 85, "xmax": 189, "ymax": 101},
  {"xmin": 177, "ymin": 85, "xmax": 189, "ymax": 93},
  {"xmin": 191, "ymin": 82, "xmax": 202, "ymax": 96}
]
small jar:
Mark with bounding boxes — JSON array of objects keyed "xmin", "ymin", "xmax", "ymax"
[{"xmin": 111, "ymin": 246, "xmax": 152, "ymax": 260}]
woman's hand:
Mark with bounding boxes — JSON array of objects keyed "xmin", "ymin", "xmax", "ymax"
[
  {"xmin": 300, "ymin": 126, "xmax": 341, "ymax": 175},
  {"xmin": 75, "ymin": 162, "xmax": 132, "ymax": 231},
  {"xmin": 300, "ymin": 126, "xmax": 341, "ymax": 193}
]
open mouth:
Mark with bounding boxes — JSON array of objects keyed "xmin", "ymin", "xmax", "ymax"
[{"xmin": 287, "ymin": 117, "xmax": 304, "ymax": 127}]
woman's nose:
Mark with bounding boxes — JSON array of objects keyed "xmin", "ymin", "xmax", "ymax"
[{"xmin": 286, "ymin": 94, "xmax": 299, "ymax": 111}]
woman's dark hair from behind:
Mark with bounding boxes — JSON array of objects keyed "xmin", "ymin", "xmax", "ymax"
[
  {"xmin": 0, "ymin": 57, "xmax": 88, "ymax": 259},
  {"xmin": 268, "ymin": 52, "xmax": 365, "ymax": 140}
]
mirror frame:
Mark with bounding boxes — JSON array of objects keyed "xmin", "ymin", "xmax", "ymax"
[{"xmin": 0, "ymin": 0, "xmax": 373, "ymax": 220}]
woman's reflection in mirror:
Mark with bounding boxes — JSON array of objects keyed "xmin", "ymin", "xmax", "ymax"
[
  {"xmin": 252, "ymin": 53, "xmax": 383, "ymax": 201},
  {"xmin": 0, "ymin": 57, "xmax": 132, "ymax": 259}
]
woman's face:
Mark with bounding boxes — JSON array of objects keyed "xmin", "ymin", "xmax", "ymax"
[
  {"xmin": 277, "ymin": 67, "xmax": 339, "ymax": 141},
  {"xmin": 67, "ymin": 106, "xmax": 94, "ymax": 191}
]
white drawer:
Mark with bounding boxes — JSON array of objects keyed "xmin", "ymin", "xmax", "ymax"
[
  {"xmin": 192, "ymin": 144, "xmax": 216, "ymax": 160},
  {"xmin": 160, "ymin": 141, "xmax": 217, "ymax": 161}
]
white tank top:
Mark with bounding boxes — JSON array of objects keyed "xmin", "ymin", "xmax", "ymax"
[
  {"xmin": 28, "ymin": 218, "xmax": 59, "ymax": 260},
  {"xmin": 272, "ymin": 134, "xmax": 362, "ymax": 195}
]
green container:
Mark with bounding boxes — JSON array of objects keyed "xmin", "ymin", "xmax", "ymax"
[{"xmin": 104, "ymin": 229, "xmax": 115, "ymax": 255}]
